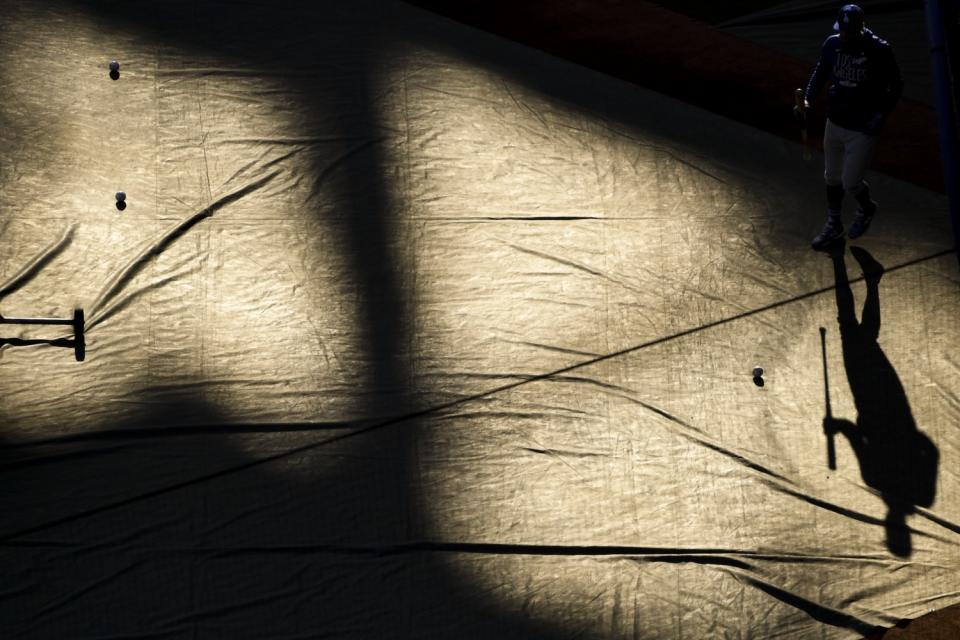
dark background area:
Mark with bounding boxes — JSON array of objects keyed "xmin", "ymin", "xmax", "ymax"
[{"xmin": 405, "ymin": 0, "xmax": 947, "ymax": 194}]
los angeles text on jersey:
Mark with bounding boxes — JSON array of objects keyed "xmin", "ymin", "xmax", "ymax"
[{"xmin": 834, "ymin": 53, "xmax": 867, "ymax": 87}]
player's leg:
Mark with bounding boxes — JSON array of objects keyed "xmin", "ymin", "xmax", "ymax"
[
  {"xmin": 842, "ymin": 131, "xmax": 880, "ymax": 239},
  {"xmin": 850, "ymin": 246, "xmax": 884, "ymax": 342},
  {"xmin": 812, "ymin": 120, "xmax": 847, "ymax": 249},
  {"xmin": 829, "ymin": 239, "xmax": 858, "ymax": 329}
]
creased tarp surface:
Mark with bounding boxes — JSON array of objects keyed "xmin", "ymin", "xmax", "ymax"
[{"xmin": 0, "ymin": 1, "xmax": 958, "ymax": 638}]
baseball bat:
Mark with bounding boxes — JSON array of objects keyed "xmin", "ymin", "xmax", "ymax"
[
  {"xmin": 820, "ymin": 326, "xmax": 836, "ymax": 470},
  {"xmin": 794, "ymin": 88, "xmax": 812, "ymax": 161}
]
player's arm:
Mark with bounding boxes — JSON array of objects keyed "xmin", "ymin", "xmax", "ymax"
[
  {"xmin": 880, "ymin": 46, "xmax": 903, "ymax": 118},
  {"xmin": 865, "ymin": 44, "xmax": 903, "ymax": 135},
  {"xmin": 804, "ymin": 37, "xmax": 834, "ymax": 106}
]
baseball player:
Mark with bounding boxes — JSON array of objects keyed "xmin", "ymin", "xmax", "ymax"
[{"xmin": 800, "ymin": 4, "xmax": 903, "ymax": 250}]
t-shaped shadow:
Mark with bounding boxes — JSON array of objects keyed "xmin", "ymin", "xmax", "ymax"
[{"xmin": 824, "ymin": 242, "xmax": 938, "ymax": 557}]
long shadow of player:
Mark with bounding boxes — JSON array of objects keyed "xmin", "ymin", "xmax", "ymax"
[{"xmin": 823, "ymin": 241, "xmax": 938, "ymax": 557}]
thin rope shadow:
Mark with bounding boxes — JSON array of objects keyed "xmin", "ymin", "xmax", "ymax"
[{"xmin": 3, "ymin": 246, "xmax": 951, "ymax": 543}]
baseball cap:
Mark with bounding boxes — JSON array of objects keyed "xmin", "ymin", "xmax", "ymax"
[{"xmin": 834, "ymin": 4, "xmax": 865, "ymax": 32}]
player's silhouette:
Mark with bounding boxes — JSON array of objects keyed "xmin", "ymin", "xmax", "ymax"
[{"xmin": 823, "ymin": 241, "xmax": 938, "ymax": 557}]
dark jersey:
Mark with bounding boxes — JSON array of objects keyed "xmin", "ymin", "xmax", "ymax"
[{"xmin": 805, "ymin": 29, "xmax": 903, "ymax": 133}]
